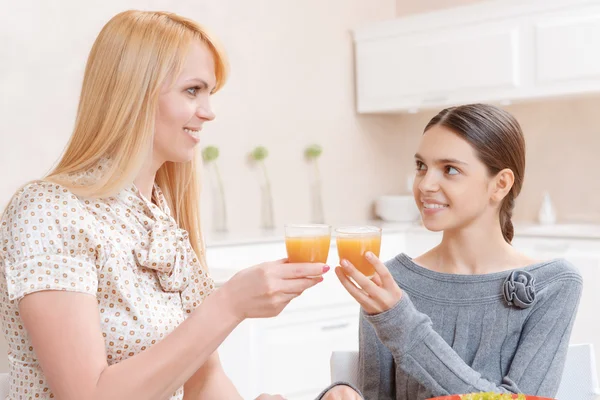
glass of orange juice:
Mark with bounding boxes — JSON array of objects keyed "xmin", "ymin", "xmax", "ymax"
[
  {"xmin": 335, "ymin": 226, "xmax": 382, "ymax": 278},
  {"xmin": 284, "ymin": 224, "xmax": 331, "ymax": 263}
]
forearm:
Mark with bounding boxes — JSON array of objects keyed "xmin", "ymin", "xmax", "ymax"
[
  {"xmin": 93, "ymin": 288, "xmax": 242, "ymax": 400},
  {"xmin": 183, "ymin": 352, "xmax": 242, "ymax": 400},
  {"xmin": 185, "ymin": 372, "xmax": 241, "ymax": 400},
  {"xmin": 365, "ymin": 294, "xmax": 510, "ymax": 395}
]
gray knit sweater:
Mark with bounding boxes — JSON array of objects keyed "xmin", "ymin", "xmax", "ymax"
[{"xmin": 318, "ymin": 253, "xmax": 583, "ymax": 400}]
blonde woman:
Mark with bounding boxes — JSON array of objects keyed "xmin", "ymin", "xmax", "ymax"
[{"xmin": 0, "ymin": 10, "xmax": 329, "ymax": 400}]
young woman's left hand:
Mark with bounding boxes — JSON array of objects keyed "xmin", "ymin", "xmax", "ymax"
[{"xmin": 335, "ymin": 252, "xmax": 403, "ymax": 315}]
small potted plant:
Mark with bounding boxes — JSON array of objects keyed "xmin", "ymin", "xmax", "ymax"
[
  {"xmin": 305, "ymin": 144, "xmax": 324, "ymax": 224},
  {"xmin": 202, "ymin": 146, "xmax": 227, "ymax": 233},
  {"xmin": 250, "ymin": 146, "xmax": 275, "ymax": 230}
]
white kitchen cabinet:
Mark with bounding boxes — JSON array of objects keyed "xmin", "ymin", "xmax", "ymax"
[
  {"xmin": 257, "ymin": 306, "xmax": 360, "ymax": 399},
  {"xmin": 534, "ymin": 4, "xmax": 600, "ymax": 90},
  {"xmin": 355, "ymin": 21, "xmax": 522, "ymax": 113},
  {"xmin": 353, "ymin": 0, "xmax": 600, "ymax": 113},
  {"xmin": 219, "ymin": 304, "xmax": 360, "ymax": 400},
  {"xmin": 212, "ymin": 231, "xmax": 409, "ymax": 399},
  {"xmin": 211, "ymin": 240, "xmax": 360, "ymax": 399}
]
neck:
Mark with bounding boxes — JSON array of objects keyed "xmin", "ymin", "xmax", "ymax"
[
  {"xmin": 434, "ymin": 213, "xmax": 518, "ymax": 274},
  {"xmin": 134, "ymin": 157, "xmax": 163, "ymax": 202}
]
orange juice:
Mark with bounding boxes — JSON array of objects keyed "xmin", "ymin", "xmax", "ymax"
[
  {"xmin": 285, "ymin": 235, "xmax": 331, "ymax": 263},
  {"xmin": 336, "ymin": 231, "xmax": 381, "ymax": 277}
]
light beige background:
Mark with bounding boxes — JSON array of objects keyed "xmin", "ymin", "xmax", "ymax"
[{"xmin": 0, "ymin": 0, "xmax": 599, "ymax": 373}]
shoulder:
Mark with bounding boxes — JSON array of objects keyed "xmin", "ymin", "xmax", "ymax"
[
  {"xmin": 530, "ymin": 258, "xmax": 583, "ymax": 287},
  {"xmin": 3, "ymin": 180, "xmax": 83, "ymax": 215},
  {"xmin": 524, "ymin": 259, "xmax": 583, "ymax": 310},
  {"xmin": 384, "ymin": 252, "xmax": 413, "ymax": 274},
  {"xmin": 384, "ymin": 253, "xmax": 427, "ymax": 291},
  {"xmin": 1, "ymin": 180, "xmax": 94, "ymax": 239}
]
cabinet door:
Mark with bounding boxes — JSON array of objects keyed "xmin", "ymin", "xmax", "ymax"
[
  {"xmin": 257, "ymin": 310, "xmax": 360, "ymax": 399},
  {"xmin": 534, "ymin": 4, "xmax": 600, "ymax": 89},
  {"xmin": 355, "ymin": 21, "xmax": 522, "ymax": 112},
  {"xmin": 219, "ymin": 320, "xmax": 261, "ymax": 400}
]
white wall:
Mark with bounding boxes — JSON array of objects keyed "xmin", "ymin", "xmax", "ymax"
[{"xmin": 0, "ymin": 0, "xmax": 404, "ymax": 232}]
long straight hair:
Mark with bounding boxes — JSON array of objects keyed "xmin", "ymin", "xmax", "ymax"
[{"xmin": 43, "ymin": 10, "xmax": 228, "ymax": 267}]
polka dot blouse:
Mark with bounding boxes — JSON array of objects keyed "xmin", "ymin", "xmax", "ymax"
[{"xmin": 0, "ymin": 178, "xmax": 215, "ymax": 399}]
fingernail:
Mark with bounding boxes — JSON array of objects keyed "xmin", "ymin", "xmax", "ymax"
[
  {"xmin": 318, "ymin": 276, "xmax": 324, "ymax": 282},
  {"xmin": 365, "ymin": 251, "xmax": 374, "ymax": 259},
  {"xmin": 341, "ymin": 259, "xmax": 348, "ymax": 267},
  {"xmin": 323, "ymin": 265, "xmax": 330, "ymax": 273}
]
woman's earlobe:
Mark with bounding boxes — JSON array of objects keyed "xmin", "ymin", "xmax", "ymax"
[{"xmin": 492, "ymin": 169, "xmax": 515, "ymax": 201}]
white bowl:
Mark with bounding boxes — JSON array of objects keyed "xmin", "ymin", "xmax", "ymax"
[{"xmin": 375, "ymin": 195, "xmax": 420, "ymax": 222}]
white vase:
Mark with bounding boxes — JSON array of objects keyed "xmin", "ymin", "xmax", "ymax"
[
  {"xmin": 261, "ymin": 184, "xmax": 275, "ymax": 230},
  {"xmin": 208, "ymin": 163, "xmax": 227, "ymax": 233}
]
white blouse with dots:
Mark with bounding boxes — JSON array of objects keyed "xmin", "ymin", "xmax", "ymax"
[{"xmin": 0, "ymin": 179, "xmax": 215, "ymax": 399}]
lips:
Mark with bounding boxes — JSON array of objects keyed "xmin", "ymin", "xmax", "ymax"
[
  {"xmin": 183, "ymin": 127, "xmax": 200, "ymax": 140},
  {"xmin": 421, "ymin": 198, "xmax": 449, "ymax": 209}
]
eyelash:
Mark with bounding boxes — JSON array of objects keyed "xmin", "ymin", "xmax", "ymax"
[
  {"xmin": 415, "ymin": 161, "xmax": 460, "ymax": 176},
  {"xmin": 445, "ymin": 166, "xmax": 460, "ymax": 175},
  {"xmin": 186, "ymin": 86, "xmax": 203, "ymax": 96}
]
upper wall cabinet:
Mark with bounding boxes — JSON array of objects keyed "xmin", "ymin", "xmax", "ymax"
[{"xmin": 353, "ymin": 0, "xmax": 600, "ymax": 113}]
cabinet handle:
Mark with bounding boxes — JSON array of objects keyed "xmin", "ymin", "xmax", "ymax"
[{"xmin": 321, "ymin": 322, "xmax": 350, "ymax": 331}]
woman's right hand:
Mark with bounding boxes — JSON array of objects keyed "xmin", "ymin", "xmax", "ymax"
[{"xmin": 221, "ymin": 258, "xmax": 329, "ymax": 319}]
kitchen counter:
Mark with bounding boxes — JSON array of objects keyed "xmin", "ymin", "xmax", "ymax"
[
  {"xmin": 204, "ymin": 221, "xmax": 419, "ymax": 248},
  {"xmin": 205, "ymin": 221, "xmax": 600, "ymax": 248},
  {"xmin": 204, "ymin": 221, "xmax": 600, "ymax": 286},
  {"xmin": 515, "ymin": 222, "xmax": 600, "ymax": 240}
]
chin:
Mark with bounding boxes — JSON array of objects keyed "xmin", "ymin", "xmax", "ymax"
[
  {"xmin": 420, "ymin": 212, "xmax": 456, "ymax": 232},
  {"xmin": 166, "ymin": 151, "xmax": 196, "ymax": 164},
  {"xmin": 421, "ymin": 218, "xmax": 446, "ymax": 232}
]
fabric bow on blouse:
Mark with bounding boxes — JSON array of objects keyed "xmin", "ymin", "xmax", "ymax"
[{"xmin": 126, "ymin": 185, "xmax": 213, "ymax": 313}]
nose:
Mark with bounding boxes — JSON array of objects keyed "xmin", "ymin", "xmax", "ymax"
[
  {"xmin": 418, "ymin": 170, "xmax": 440, "ymax": 193},
  {"xmin": 196, "ymin": 104, "xmax": 215, "ymax": 122}
]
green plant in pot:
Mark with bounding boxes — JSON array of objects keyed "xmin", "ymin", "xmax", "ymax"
[{"xmin": 305, "ymin": 144, "xmax": 324, "ymax": 224}]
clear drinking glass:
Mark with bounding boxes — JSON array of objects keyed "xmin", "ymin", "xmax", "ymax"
[
  {"xmin": 335, "ymin": 226, "xmax": 382, "ymax": 277},
  {"xmin": 284, "ymin": 224, "xmax": 331, "ymax": 263}
]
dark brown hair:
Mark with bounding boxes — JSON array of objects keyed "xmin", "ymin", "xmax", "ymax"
[{"xmin": 424, "ymin": 104, "xmax": 526, "ymax": 243}]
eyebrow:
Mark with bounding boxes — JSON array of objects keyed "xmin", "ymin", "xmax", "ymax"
[{"xmin": 414, "ymin": 153, "xmax": 468, "ymax": 165}]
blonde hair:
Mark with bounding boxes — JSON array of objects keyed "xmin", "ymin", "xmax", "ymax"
[{"xmin": 45, "ymin": 10, "xmax": 228, "ymax": 266}]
